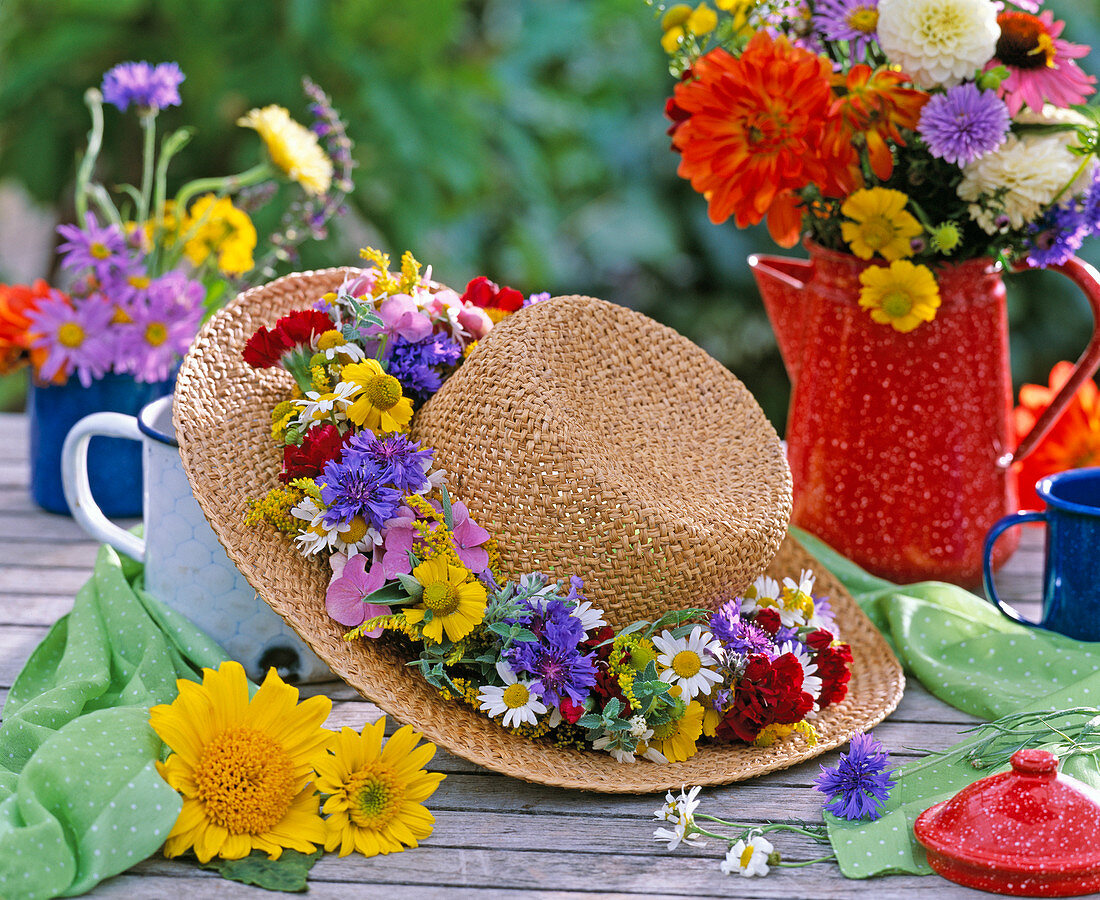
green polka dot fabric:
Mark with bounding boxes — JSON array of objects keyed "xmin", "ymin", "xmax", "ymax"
[
  {"xmin": 794, "ymin": 528, "xmax": 1100, "ymax": 879},
  {"xmin": 0, "ymin": 546, "xmax": 228, "ymax": 900}
]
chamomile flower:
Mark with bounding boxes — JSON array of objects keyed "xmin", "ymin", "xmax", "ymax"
[
  {"xmin": 740, "ymin": 575, "xmax": 781, "ymax": 616},
  {"xmin": 653, "ymin": 627, "xmax": 723, "ymax": 700},
  {"xmin": 295, "ymin": 380, "xmax": 359, "ymax": 424},
  {"xmin": 477, "ymin": 661, "xmax": 547, "ymax": 729},
  {"xmin": 720, "ymin": 835, "xmax": 774, "ymax": 877},
  {"xmin": 570, "ymin": 600, "xmax": 607, "ymax": 634},
  {"xmin": 291, "ymin": 496, "xmax": 338, "ymax": 555},
  {"xmin": 315, "ymin": 328, "xmax": 366, "ymax": 363},
  {"xmin": 654, "ymin": 785, "xmax": 703, "ymax": 826}
]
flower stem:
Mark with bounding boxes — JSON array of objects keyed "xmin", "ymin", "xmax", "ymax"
[
  {"xmin": 137, "ymin": 112, "xmax": 157, "ymax": 224},
  {"xmin": 777, "ymin": 854, "xmax": 837, "ymax": 867},
  {"xmin": 174, "ymin": 162, "xmax": 274, "ymax": 215},
  {"xmin": 75, "ymin": 89, "xmax": 107, "ymax": 223}
]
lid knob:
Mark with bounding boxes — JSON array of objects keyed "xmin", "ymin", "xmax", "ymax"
[{"xmin": 1011, "ymin": 748, "xmax": 1058, "ymax": 776}]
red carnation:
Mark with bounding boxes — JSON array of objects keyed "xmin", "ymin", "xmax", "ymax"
[
  {"xmin": 243, "ymin": 325, "xmax": 293, "ymax": 368},
  {"xmin": 754, "ymin": 607, "xmax": 782, "ymax": 636},
  {"xmin": 461, "ymin": 276, "xmax": 524, "ymax": 313},
  {"xmin": 280, "ymin": 424, "xmax": 352, "ymax": 483},
  {"xmin": 276, "ymin": 309, "xmax": 334, "ymax": 346},
  {"xmin": 559, "ymin": 697, "xmax": 587, "ymax": 724},
  {"xmin": 816, "ymin": 643, "xmax": 853, "ymax": 709},
  {"xmin": 806, "ymin": 628, "xmax": 834, "ymax": 652},
  {"xmin": 715, "ymin": 652, "xmax": 812, "ymax": 743}
]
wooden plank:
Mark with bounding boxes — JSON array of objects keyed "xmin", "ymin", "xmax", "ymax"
[
  {"xmin": 0, "ymin": 624, "xmax": 48, "ymax": 686},
  {"xmin": 0, "ymin": 566, "xmax": 91, "ymax": 595},
  {"xmin": 0, "ymin": 594, "xmax": 74, "ymax": 625},
  {"xmin": 0, "ymin": 540, "xmax": 101, "ymax": 568}
]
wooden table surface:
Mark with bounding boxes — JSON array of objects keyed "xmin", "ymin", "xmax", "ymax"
[{"xmin": 0, "ymin": 410, "xmax": 1059, "ymax": 900}]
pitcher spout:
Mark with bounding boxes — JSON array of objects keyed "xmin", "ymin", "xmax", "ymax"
[{"xmin": 749, "ymin": 253, "xmax": 814, "ymax": 389}]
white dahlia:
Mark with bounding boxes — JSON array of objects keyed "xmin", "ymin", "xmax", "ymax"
[
  {"xmin": 876, "ymin": 0, "xmax": 999, "ymax": 88},
  {"xmin": 957, "ymin": 133, "xmax": 1084, "ymax": 234}
]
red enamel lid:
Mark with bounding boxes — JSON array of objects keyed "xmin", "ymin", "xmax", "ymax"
[{"xmin": 914, "ymin": 749, "xmax": 1100, "ymax": 897}]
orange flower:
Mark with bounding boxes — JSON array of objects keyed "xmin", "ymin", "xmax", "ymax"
[
  {"xmin": 830, "ymin": 66, "xmax": 929, "ymax": 182},
  {"xmin": 1014, "ymin": 361, "xmax": 1100, "ymax": 510},
  {"xmin": 0, "ymin": 280, "xmax": 65, "ymax": 379},
  {"xmin": 671, "ymin": 33, "xmax": 856, "ymax": 247}
]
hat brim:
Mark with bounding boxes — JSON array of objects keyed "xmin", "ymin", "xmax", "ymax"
[{"xmin": 175, "ymin": 268, "xmax": 905, "ymax": 793}]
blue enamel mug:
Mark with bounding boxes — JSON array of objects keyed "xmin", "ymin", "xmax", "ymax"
[{"xmin": 983, "ymin": 468, "xmax": 1100, "ymax": 641}]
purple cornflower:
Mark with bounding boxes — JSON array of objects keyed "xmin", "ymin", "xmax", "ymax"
[
  {"xmin": 320, "ymin": 458, "xmax": 404, "ymax": 532},
  {"xmin": 1026, "ymin": 203, "xmax": 1089, "ymax": 268},
  {"xmin": 813, "ymin": 0, "xmax": 880, "ymax": 63},
  {"xmin": 101, "ymin": 61, "xmax": 184, "ymax": 114},
  {"xmin": 1082, "ymin": 168, "xmax": 1100, "ymax": 237},
  {"xmin": 918, "ymin": 83, "xmax": 1011, "ymax": 167},
  {"xmin": 505, "ymin": 598, "xmax": 595, "ymax": 705},
  {"xmin": 56, "ymin": 216, "xmax": 132, "ymax": 284},
  {"xmin": 384, "ymin": 332, "xmax": 463, "ymax": 405},
  {"xmin": 27, "ymin": 295, "xmax": 117, "ymax": 387},
  {"xmin": 710, "ymin": 599, "xmax": 777, "ymax": 658},
  {"xmin": 815, "ymin": 732, "xmax": 897, "ymax": 821},
  {"xmin": 342, "ymin": 431, "xmax": 434, "ymax": 495},
  {"xmin": 116, "ymin": 274, "xmax": 202, "ymax": 382}
]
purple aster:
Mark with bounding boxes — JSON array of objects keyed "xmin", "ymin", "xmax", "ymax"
[
  {"xmin": 56, "ymin": 215, "xmax": 133, "ymax": 284},
  {"xmin": 101, "ymin": 61, "xmax": 184, "ymax": 114},
  {"xmin": 1026, "ymin": 203, "xmax": 1089, "ymax": 268},
  {"xmin": 115, "ymin": 274, "xmax": 203, "ymax": 382},
  {"xmin": 815, "ymin": 732, "xmax": 897, "ymax": 821},
  {"xmin": 343, "ymin": 431, "xmax": 434, "ymax": 495},
  {"xmin": 1082, "ymin": 168, "xmax": 1100, "ymax": 237},
  {"xmin": 813, "ymin": 0, "xmax": 880, "ymax": 63},
  {"xmin": 320, "ymin": 457, "xmax": 404, "ymax": 532},
  {"xmin": 27, "ymin": 295, "xmax": 117, "ymax": 387},
  {"xmin": 384, "ymin": 333, "xmax": 463, "ymax": 406},
  {"xmin": 917, "ymin": 83, "xmax": 1011, "ymax": 167}
]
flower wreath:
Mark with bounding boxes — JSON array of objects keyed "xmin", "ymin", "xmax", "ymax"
[{"xmin": 244, "ymin": 248, "xmax": 853, "ymax": 764}]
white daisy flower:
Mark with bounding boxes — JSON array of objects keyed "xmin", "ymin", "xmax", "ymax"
[
  {"xmin": 316, "ymin": 338, "xmax": 366, "ymax": 363},
  {"xmin": 654, "ymin": 817, "xmax": 707, "ymax": 851},
  {"xmin": 720, "ymin": 835, "xmax": 774, "ymax": 877},
  {"xmin": 740, "ymin": 575, "xmax": 781, "ymax": 616},
  {"xmin": 331, "ymin": 519, "xmax": 383, "ymax": 555},
  {"xmin": 638, "ymin": 743, "xmax": 668, "ymax": 764},
  {"xmin": 592, "ymin": 731, "xmax": 637, "ymax": 763},
  {"xmin": 294, "ymin": 380, "xmax": 358, "ymax": 423},
  {"xmin": 653, "ymin": 627, "xmax": 724, "ymax": 700},
  {"xmin": 782, "ymin": 569, "xmax": 815, "ymax": 598},
  {"xmin": 291, "ymin": 497, "xmax": 339, "ymax": 555},
  {"xmin": 654, "ymin": 785, "xmax": 703, "ymax": 826},
  {"xmin": 477, "ymin": 661, "xmax": 547, "ymax": 729},
  {"xmin": 570, "ymin": 600, "xmax": 607, "ymax": 634},
  {"xmin": 876, "ymin": 0, "xmax": 998, "ymax": 88}
]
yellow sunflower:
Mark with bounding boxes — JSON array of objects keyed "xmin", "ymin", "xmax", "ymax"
[
  {"xmin": 404, "ymin": 557, "xmax": 487, "ymax": 643},
  {"xmin": 340, "ymin": 359, "xmax": 414, "ymax": 434},
  {"xmin": 238, "ymin": 105, "xmax": 334, "ymax": 196},
  {"xmin": 149, "ymin": 660, "xmax": 331, "ymax": 863},
  {"xmin": 858, "ymin": 260, "xmax": 942, "ymax": 333},
  {"xmin": 840, "ymin": 187, "xmax": 923, "ymax": 261},
  {"xmin": 313, "ymin": 719, "xmax": 445, "ymax": 857},
  {"xmin": 647, "ymin": 700, "xmax": 705, "ymax": 763}
]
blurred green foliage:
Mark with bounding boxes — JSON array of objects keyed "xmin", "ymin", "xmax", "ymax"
[{"xmin": 0, "ymin": 0, "xmax": 1098, "ymax": 427}]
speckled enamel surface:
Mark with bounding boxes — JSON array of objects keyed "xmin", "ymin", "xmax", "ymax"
[{"xmin": 752, "ymin": 244, "xmax": 1018, "ymax": 586}]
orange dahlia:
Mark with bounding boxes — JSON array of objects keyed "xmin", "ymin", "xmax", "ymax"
[
  {"xmin": 671, "ymin": 32, "xmax": 856, "ymax": 247},
  {"xmin": 0, "ymin": 279, "xmax": 65, "ymax": 379},
  {"xmin": 830, "ymin": 65, "xmax": 929, "ymax": 182},
  {"xmin": 1014, "ymin": 361, "xmax": 1100, "ymax": 510}
]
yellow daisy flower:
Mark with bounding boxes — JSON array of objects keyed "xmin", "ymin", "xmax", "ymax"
[
  {"xmin": 182, "ymin": 195, "xmax": 258, "ymax": 276},
  {"xmin": 313, "ymin": 719, "xmax": 445, "ymax": 857},
  {"xmin": 148, "ymin": 661, "xmax": 331, "ymax": 863},
  {"xmin": 238, "ymin": 105, "xmax": 334, "ymax": 196},
  {"xmin": 858, "ymin": 260, "xmax": 942, "ymax": 333},
  {"xmin": 840, "ymin": 187, "xmax": 923, "ymax": 261},
  {"xmin": 404, "ymin": 557, "xmax": 487, "ymax": 643},
  {"xmin": 341, "ymin": 359, "xmax": 414, "ymax": 433},
  {"xmin": 647, "ymin": 700, "xmax": 705, "ymax": 763}
]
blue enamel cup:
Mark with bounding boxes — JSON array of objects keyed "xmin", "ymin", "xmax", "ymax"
[{"xmin": 983, "ymin": 468, "xmax": 1100, "ymax": 641}]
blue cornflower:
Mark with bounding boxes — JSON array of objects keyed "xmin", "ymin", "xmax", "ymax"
[
  {"xmin": 101, "ymin": 61, "xmax": 184, "ymax": 113},
  {"xmin": 1026, "ymin": 203, "xmax": 1089, "ymax": 268},
  {"xmin": 342, "ymin": 431, "xmax": 433, "ymax": 495},
  {"xmin": 385, "ymin": 333, "xmax": 462, "ymax": 405},
  {"xmin": 815, "ymin": 732, "xmax": 897, "ymax": 821},
  {"xmin": 505, "ymin": 598, "xmax": 595, "ymax": 705},
  {"xmin": 709, "ymin": 598, "xmax": 742, "ymax": 644},
  {"xmin": 319, "ymin": 456, "xmax": 403, "ymax": 532},
  {"xmin": 710, "ymin": 599, "xmax": 776, "ymax": 658}
]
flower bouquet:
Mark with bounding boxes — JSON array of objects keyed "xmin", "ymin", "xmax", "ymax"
[
  {"xmin": 652, "ymin": 0, "xmax": 1100, "ymax": 584},
  {"xmin": 241, "ymin": 248, "xmax": 855, "ymax": 765},
  {"xmin": 0, "ymin": 61, "xmax": 352, "ymax": 514}
]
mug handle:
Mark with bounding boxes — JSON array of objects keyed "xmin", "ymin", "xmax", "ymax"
[
  {"xmin": 61, "ymin": 412, "xmax": 146, "ymax": 562},
  {"xmin": 982, "ymin": 511, "xmax": 1045, "ymax": 627}
]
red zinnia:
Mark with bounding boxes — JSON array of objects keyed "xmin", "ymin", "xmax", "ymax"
[
  {"xmin": 816, "ymin": 643, "xmax": 854, "ymax": 709},
  {"xmin": 715, "ymin": 652, "xmax": 812, "ymax": 743},
  {"xmin": 280, "ymin": 423, "xmax": 352, "ymax": 483},
  {"xmin": 671, "ymin": 32, "xmax": 856, "ymax": 247},
  {"xmin": 753, "ymin": 607, "xmax": 782, "ymax": 636}
]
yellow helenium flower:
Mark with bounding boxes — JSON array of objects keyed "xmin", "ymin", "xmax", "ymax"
[
  {"xmin": 858, "ymin": 260, "xmax": 942, "ymax": 334},
  {"xmin": 405, "ymin": 557, "xmax": 487, "ymax": 643},
  {"xmin": 341, "ymin": 359, "xmax": 414, "ymax": 433},
  {"xmin": 148, "ymin": 661, "xmax": 331, "ymax": 864},
  {"xmin": 182, "ymin": 195, "xmax": 257, "ymax": 276},
  {"xmin": 238, "ymin": 105, "xmax": 334, "ymax": 196},
  {"xmin": 647, "ymin": 700, "xmax": 705, "ymax": 763},
  {"xmin": 312, "ymin": 719, "xmax": 445, "ymax": 857},
  {"xmin": 840, "ymin": 187, "xmax": 923, "ymax": 261}
]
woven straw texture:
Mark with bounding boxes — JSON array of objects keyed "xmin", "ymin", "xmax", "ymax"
[{"xmin": 174, "ymin": 268, "xmax": 905, "ymax": 793}]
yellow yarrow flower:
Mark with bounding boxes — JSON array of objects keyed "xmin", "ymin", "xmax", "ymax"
[
  {"xmin": 182, "ymin": 195, "xmax": 257, "ymax": 276},
  {"xmin": 312, "ymin": 719, "xmax": 445, "ymax": 858},
  {"xmin": 238, "ymin": 105, "xmax": 334, "ymax": 196},
  {"xmin": 646, "ymin": 700, "xmax": 705, "ymax": 763},
  {"xmin": 148, "ymin": 661, "xmax": 331, "ymax": 863},
  {"xmin": 859, "ymin": 260, "xmax": 942, "ymax": 333},
  {"xmin": 840, "ymin": 188, "xmax": 923, "ymax": 262},
  {"xmin": 340, "ymin": 359, "xmax": 414, "ymax": 433},
  {"xmin": 404, "ymin": 557, "xmax": 487, "ymax": 643}
]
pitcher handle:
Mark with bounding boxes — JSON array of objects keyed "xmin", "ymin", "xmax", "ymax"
[
  {"xmin": 1003, "ymin": 256, "xmax": 1100, "ymax": 467},
  {"xmin": 982, "ymin": 510, "xmax": 1045, "ymax": 627},
  {"xmin": 61, "ymin": 412, "xmax": 146, "ymax": 562}
]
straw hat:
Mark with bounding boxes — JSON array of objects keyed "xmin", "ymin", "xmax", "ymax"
[{"xmin": 174, "ymin": 268, "xmax": 904, "ymax": 793}]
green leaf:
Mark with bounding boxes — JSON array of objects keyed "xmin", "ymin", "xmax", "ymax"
[
  {"xmin": 199, "ymin": 849, "xmax": 322, "ymax": 892},
  {"xmin": 440, "ymin": 484, "xmax": 454, "ymax": 531},
  {"xmin": 362, "ymin": 582, "xmax": 411, "ymax": 606},
  {"xmin": 395, "ymin": 573, "xmax": 423, "ymax": 598}
]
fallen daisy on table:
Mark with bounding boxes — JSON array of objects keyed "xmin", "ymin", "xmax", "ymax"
[{"xmin": 721, "ymin": 835, "xmax": 775, "ymax": 877}]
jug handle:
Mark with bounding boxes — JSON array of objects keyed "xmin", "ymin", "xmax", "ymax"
[
  {"xmin": 1002, "ymin": 256, "xmax": 1100, "ymax": 467},
  {"xmin": 982, "ymin": 510, "xmax": 1045, "ymax": 628},
  {"xmin": 61, "ymin": 412, "xmax": 146, "ymax": 562}
]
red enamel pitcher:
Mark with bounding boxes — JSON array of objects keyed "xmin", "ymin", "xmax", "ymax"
[{"xmin": 750, "ymin": 242, "xmax": 1100, "ymax": 586}]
